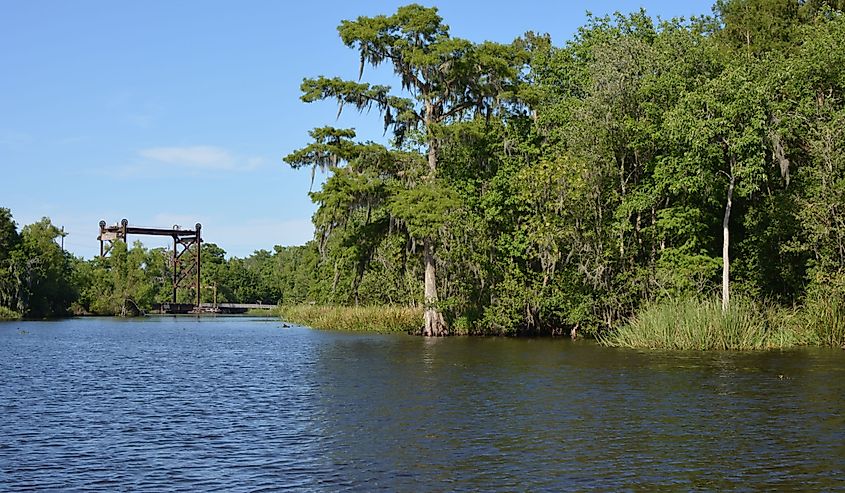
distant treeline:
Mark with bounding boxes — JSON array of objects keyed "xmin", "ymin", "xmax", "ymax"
[{"xmin": 0, "ymin": 207, "xmax": 318, "ymax": 319}]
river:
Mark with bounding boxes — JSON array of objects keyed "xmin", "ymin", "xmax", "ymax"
[{"xmin": 1, "ymin": 316, "xmax": 843, "ymax": 491}]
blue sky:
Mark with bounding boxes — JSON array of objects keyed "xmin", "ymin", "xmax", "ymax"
[{"xmin": 1, "ymin": 0, "xmax": 714, "ymax": 259}]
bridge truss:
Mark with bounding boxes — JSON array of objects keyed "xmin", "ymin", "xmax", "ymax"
[{"xmin": 98, "ymin": 219, "xmax": 202, "ymax": 305}]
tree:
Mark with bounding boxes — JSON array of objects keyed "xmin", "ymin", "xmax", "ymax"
[
  {"xmin": 715, "ymin": 0, "xmax": 799, "ymax": 56},
  {"xmin": 290, "ymin": 4, "xmax": 521, "ymax": 335},
  {"xmin": 0, "ymin": 208, "xmax": 22, "ymax": 313},
  {"xmin": 665, "ymin": 63, "xmax": 769, "ymax": 311},
  {"xmin": 14, "ymin": 218, "xmax": 76, "ymax": 317}
]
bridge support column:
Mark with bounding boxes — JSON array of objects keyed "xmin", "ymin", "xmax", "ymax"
[
  {"xmin": 195, "ymin": 223, "xmax": 202, "ymax": 306},
  {"xmin": 97, "ymin": 219, "xmax": 203, "ymax": 308}
]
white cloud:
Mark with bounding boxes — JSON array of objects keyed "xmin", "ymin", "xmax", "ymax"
[{"xmin": 139, "ymin": 146, "xmax": 264, "ymax": 171}]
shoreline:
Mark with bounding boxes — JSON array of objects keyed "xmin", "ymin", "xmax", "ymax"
[
  {"xmin": 277, "ymin": 300, "xmax": 845, "ymax": 351},
  {"xmin": 6, "ymin": 302, "xmax": 843, "ymax": 352}
]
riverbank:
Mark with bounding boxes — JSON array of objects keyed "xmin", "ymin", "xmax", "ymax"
[
  {"xmin": 277, "ymin": 297, "xmax": 845, "ymax": 351},
  {"xmin": 278, "ymin": 305, "xmax": 422, "ymax": 333}
]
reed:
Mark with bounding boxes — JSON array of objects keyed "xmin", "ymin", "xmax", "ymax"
[
  {"xmin": 602, "ymin": 296, "xmax": 814, "ymax": 350},
  {"xmin": 278, "ymin": 304, "xmax": 422, "ymax": 333},
  {"xmin": 0, "ymin": 306, "xmax": 21, "ymax": 320},
  {"xmin": 800, "ymin": 294, "xmax": 845, "ymax": 347}
]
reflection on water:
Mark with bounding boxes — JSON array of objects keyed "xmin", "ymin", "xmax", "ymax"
[{"xmin": 1, "ymin": 317, "xmax": 843, "ymax": 491}]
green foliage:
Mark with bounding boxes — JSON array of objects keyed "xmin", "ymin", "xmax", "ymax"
[
  {"xmin": 289, "ymin": 3, "xmax": 524, "ymax": 335},
  {"xmin": 715, "ymin": 0, "xmax": 800, "ymax": 56},
  {"xmin": 7, "ymin": 1, "xmax": 845, "ymax": 348},
  {"xmin": 274, "ymin": 0, "xmax": 845, "ymax": 344},
  {"xmin": 388, "ymin": 181, "xmax": 459, "ymax": 240},
  {"xmin": 802, "ymin": 297, "xmax": 845, "ymax": 347},
  {"xmin": 0, "ymin": 214, "xmax": 76, "ymax": 318},
  {"xmin": 276, "ymin": 2, "xmax": 845, "ymax": 345},
  {"xmin": 73, "ymin": 241, "xmax": 168, "ymax": 315}
]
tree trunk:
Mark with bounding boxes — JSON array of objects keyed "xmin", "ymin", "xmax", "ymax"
[
  {"xmin": 427, "ymin": 135, "xmax": 438, "ymax": 174},
  {"xmin": 421, "ymin": 104, "xmax": 447, "ymax": 336},
  {"xmin": 722, "ymin": 173, "xmax": 736, "ymax": 313},
  {"xmin": 423, "ymin": 239, "xmax": 447, "ymax": 336}
]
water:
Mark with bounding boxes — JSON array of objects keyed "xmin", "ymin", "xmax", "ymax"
[{"xmin": 1, "ymin": 317, "xmax": 844, "ymax": 492}]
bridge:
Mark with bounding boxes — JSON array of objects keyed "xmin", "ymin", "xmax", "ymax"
[
  {"xmin": 198, "ymin": 303, "xmax": 276, "ymax": 314},
  {"xmin": 99, "ymin": 219, "xmax": 278, "ymax": 316},
  {"xmin": 99, "ymin": 219, "xmax": 202, "ymax": 306},
  {"xmin": 151, "ymin": 303, "xmax": 277, "ymax": 314}
]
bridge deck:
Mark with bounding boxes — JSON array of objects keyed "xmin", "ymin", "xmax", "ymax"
[
  {"xmin": 151, "ymin": 303, "xmax": 276, "ymax": 314},
  {"xmin": 199, "ymin": 303, "xmax": 276, "ymax": 310}
]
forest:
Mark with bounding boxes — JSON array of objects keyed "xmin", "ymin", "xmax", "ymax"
[{"xmin": 2, "ymin": 0, "xmax": 845, "ymax": 347}]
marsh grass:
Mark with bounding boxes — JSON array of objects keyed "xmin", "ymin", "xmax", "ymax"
[
  {"xmin": 245, "ymin": 307, "xmax": 281, "ymax": 316},
  {"xmin": 0, "ymin": 306, "xmax": 21, "ymax": 320},
  {"xmin": 602, "ymin": 296, "xmax": 816, "ymax": 350},
  {"xmin": 278, "ymin": 305, "xmax": 422, "ymax": 333},
  {"xmin": 800, "ymin": 294, "xmax": 845, "ymax": 347}
]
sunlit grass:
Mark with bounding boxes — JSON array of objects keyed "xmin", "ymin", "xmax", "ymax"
[
  {"xmin": 0, "ymin": 306, "xmax": 21, "ymax": 320},
  {"xmin": 278, "ymin": 305, "xmax": 422, "ymax": 333},
  {"xmin": 800, "ymin": 294, "xmax": 845, "ymax": 347},
  {"xmin": 602, "ymin": 296, "xmax": 816, "ymax": 350}
]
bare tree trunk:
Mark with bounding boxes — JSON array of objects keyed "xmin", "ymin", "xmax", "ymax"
[
  {"xmin": 427, "ymin": 136, "xmax": 438, "ymax": 174},
  {"xmin": 722, "ymin": 173, "xmax": 736, "ymax": 313},
  {"xmin": 421, "ymin": 105, "xmax": 447, "ymax": 336},
  {"xmin": 423, "ymin": 240, "xmax": 447, "ymax": 336}
]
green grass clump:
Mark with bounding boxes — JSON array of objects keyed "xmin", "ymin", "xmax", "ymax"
[
  {"xmin": 245, "ymin": 307, "xmax": 281, "ymax": 316},
  {"xmin": 800, "ymin": 294, "xmax": 845, "ymax": 347},
  {"xmin": 602, "ymin": 296, "xmax": 814, "ymax": 350},
  {"xmin": 0, "ymin": 306, "xmax": 21, "ymax": 320},
  {"xmin": 278, "ymin": 305, "xmax": 422, "ymax": 333}
]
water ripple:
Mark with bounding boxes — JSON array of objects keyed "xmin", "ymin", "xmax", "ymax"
[{"xmin": 1, "ymin": 318, "xmax": 844, "ymax": 491}]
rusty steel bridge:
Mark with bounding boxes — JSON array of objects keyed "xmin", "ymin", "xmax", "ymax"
[{"xmin": 98, "ymin": 219, "xmax": 276, "ymax": 314}]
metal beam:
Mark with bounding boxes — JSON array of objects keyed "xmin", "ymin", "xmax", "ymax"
[
  {"xmin": 101, "ymin": 226, "xmax": 199, "ymax": 237},
  {"xmin": 98, "ymin": 218, "xmax": 203, "ymax": 308}
]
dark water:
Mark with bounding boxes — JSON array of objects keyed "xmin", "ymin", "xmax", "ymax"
[{"xmin": 1, "ymin": 317, "xmax": 844, "ymax": 492}]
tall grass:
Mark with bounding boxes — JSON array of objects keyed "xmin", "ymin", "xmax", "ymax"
[
  {"xmin": 801, "ymin": 294, "xmax": 845, "ymax": 347},
  {"xmin": 0, "ymin": 306, "xmax": 21, "ymax": 320},
  {"xmin": 602, "ymin": 296, "xmax": 815, "ymax": 350},
  {"xmin": 278, "ymin": 305, "xmax": 422, "ymax": 333}
]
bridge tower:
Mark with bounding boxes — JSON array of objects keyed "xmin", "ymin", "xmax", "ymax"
[{"xmin": 98, "ymin": 219, "xmax": 202, "ymax": 305}]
